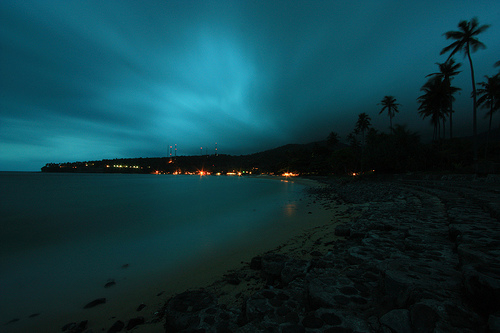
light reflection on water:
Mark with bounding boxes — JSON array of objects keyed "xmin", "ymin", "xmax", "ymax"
[{"xmin": 284, "ymin": 202, "xmax": 298, "ymax": 216}]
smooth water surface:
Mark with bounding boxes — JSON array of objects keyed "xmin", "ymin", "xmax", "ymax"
[{"xmin": 0, "ymin": 172, "xmax": 305, "ymax": 325}]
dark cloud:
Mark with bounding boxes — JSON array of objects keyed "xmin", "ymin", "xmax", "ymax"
[{"xmin": 1, "ymin": 0, "xmax": 500, "ymax": 170}]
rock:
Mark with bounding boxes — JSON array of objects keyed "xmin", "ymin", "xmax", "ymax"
[
  {"xmin": 62, "ymin": 322, "xmax": 76, "ymax": 331},
  {"xmin": 126, "ymin": 316, "xmax": 144, "ymax": 330},
  {"xmin": 334, "ymin": 224, "xmax": 351, "ymax": 237},
  {"xmin": 279, "ymin": 323, "xmax": 306, "ymax": 333},
  {"xmin": 224, "ymin": 272, "xmax": 241, "ymax": 285},
  {"xmin": 104, "ymin": 279, "xmax": 116, "ymax": 288},
  {"xmin": 462, "ymin": 263, "xmax": 500, "ymax": 313},
  {"xmin": 250, "ymin": 256, "xmax": 262, "ymax": 270},
  {"xmin": 281, "ymin": 259, "xmax": 310, "ymax": 285},
  {"xmin": 261, "ymin": 253, "xmax": 289, "ymax": 280},
  {"xmin": 380, "ymin": 309, "xmax": 412, "ymax": 333},
  {"xmin": 107, "ymin": 320, "xmax": 124, "ymax": 333},
  {"xmin": 136, "ymin": 303, "xmax": 146, "ymax": 311},
  {"xmin": 62, "ymin": 320, "xmax": 88, "ymax": 333},
  {"xmin": 410, "ymin": 303, "xmax": 439, "ymax": 333},
  {"xmin": 165, "ymin": 289, "xmax": 232, "ymax": 331},
  {"xmin": 28, "ymin": 313, "xmax": 40, "ymax": 318},
  {"xmin": 488, "ymin": 314, "xmax": 500, "ymax": 333},
  {"xmin": 301, "ymin": 314, "xmax": 324, "ymax": 328},
  {"xmin": 83, "ymin": 298, "xmax": 106, "ymax": 309}
]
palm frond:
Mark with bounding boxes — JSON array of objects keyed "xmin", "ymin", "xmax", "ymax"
[{"xmin": 470, "ymin": 39, "xmax": 487, "ymax": 52}]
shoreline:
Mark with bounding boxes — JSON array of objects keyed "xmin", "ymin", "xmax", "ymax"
[
  {"xmin": 7, "ymin": 176, "xmax": 499, "ymax": 331},
  {"xmin": 160, "ymin": 177, "xmax": 500, "ymax": 332},
  {"xmin": 5, "ymin": 177, "xmax": 348, "ymax": 333}
]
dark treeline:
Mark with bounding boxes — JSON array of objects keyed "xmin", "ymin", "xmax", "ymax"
[{"xmin": 41, "ymin": 126, "xmax": 500, "ymax": 175}]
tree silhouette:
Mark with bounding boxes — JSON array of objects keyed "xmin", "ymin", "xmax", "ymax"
[
  {"xmin": 326, "ymin": 131, "xmax": 340, "ymax": 147},
  {"xmin": 418, "ymin": 76, "xmax": 448, "ymax": 141},
  {"xmin": 440, "ymin": 17, "xmax": 490, "ymax": 167},
  {"xmin": 477, "ymin": 74, "xmax": 500, "ymax": 157},
  {"xmin": 426, "ymin": 58, "xmax": 462, "ymax": 138},
  {"xmin": 378, "ymin": 96, "xmax": 400, "ymax": 134},
  {"xmin": 355, "ymin": 112, "xmax": 372, "ymax": 145},
  {"xmin": 354, "ymin": 112, "xmax": 372, "ymax": 172}
]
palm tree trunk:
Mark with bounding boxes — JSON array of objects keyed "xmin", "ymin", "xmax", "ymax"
[
  {"xmin": 389, "ymin": 113, "xmax": 393, "ymax": 134},
  {"xmin": 449, "ymin": 107, "xmax": 453, "ymax": 139},
  {"xmin": 443, "ymin": 118, "xmax": 446, "ymax": 140},
  {"xmin": 467, "ymin": 46, "xmax": 478, "ymax": 171},
  {"xmin": 485, "ymin": 105, "xmax": 493, "ymax": 159}
]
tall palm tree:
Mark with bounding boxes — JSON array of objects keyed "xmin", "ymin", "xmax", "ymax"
[
  {"xmin": 440, "ymin": 17, "xmax": 490, "ymax": 166},
  {"xmin": 355, "ymin": 112, "xmax": 371, "ymax": 145},
  {"xmin": 378, "ymin": 96, "xmax": 400, "ymax": 133},
  {"xmin": 426, "ymin": 58, "xmax": 462, "ymax": 138},
  {"xmin": 354, "ymin": 112, "xmax": 371, "ymax": 172},
  {"xmin": 477, "ymin": 74, "xmax": 500, "ymax": 157},
  {"xmin": 418, "ymin": 76, "xmax": 447, "ymax": 141}
]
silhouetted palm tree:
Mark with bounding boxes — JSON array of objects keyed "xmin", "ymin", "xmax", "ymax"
[
  {"xmin": 440, "ymin": 17, "xmax": 490, "ymax": 166},
  {"xmin": 355, "ymin": 112, "xmax": 371, "ymax": 145},
  {"xmin": 426, "ymin": 58, "xmax": 462, "ymax": 138},
  {"xmin": 354, "ymin": 112, "xmax": 371, "ymax": 172},
  {"xmin": 477, "ymin": 74, "xmax": 500, "ymax": 157},
  {"xmin": 378, "ymin": 96, "xmax": 400, "ymax": 133},
  {"xmin": 418, "ymin": 76, "xmax": 447, "ymax": 141}
]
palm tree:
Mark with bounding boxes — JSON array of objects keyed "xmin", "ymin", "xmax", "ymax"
[
  {"xmin": 477, "ymin": 74, "xmax": 500, "ymax": 157},
  {"xmin": 355, "ymin": 112, "xmax": 371, "ymax": 145},
  {"xmin": 426, "ymin": 58, "xmax": 462, "ymax": 138},
  {"xmin": 440, "ymin": 17, "xmax": 490, "ymax": 167},
  {"xmin": 354, "ymin": 112, "xmax": 371, "ymax": 172},
  {"xmin": 418, "ymin": 76, "xmax": 447, "ymax": 141},
  {"xmin": 378, "ymin": 96, "xmax": 400, "ymax": 133}
]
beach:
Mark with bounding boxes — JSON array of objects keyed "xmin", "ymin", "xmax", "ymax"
[
  {"xmin": 2, "ymin": 175, "xmax": 342, "ymax": 333},
  {"xmin": 5, "ymin": 175, "xmax": 500, "ymax": 332},
  {"xmin": 159, "ymin": 175, "xmax": 500, "ymax": 332}
]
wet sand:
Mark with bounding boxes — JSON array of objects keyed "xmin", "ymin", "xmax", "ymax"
[{"xmin": 6, "ymin": 177, "xmax": 350, "ymax": 333}]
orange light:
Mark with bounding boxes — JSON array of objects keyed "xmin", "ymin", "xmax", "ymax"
[{"xmin": 282, "ymin": 172, "xmax": 299, "ymax": 177}]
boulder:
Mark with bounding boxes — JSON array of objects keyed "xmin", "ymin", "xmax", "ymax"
[
  {"xmin": 380, "ymin": 309, "xmax": 412, "ymax": 333},
  {"xmin": 261, "ymin": 253, "xmax": 289, "ymax": 280},
  {"xmin": 410, "ymin": 303, "xmax": 439, "ymax": 333}
]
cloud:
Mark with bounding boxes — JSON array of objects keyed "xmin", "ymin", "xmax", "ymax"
[{"xmin": 1, "ymin": 0, "xmax": 500, "ymax": 170}]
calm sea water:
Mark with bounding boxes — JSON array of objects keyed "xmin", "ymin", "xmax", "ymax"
[{"xmin": 0, "ymin": 172, "xmax": 305, "ymax": 326}]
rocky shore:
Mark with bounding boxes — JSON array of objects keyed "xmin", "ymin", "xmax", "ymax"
[{"xmin": 161, "ymin": 176, "xmax": 500, "ymax": 332}]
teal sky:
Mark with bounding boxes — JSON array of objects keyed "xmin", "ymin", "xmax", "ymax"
[{"xmin": 1, "ymin": 0, "xmax": 500, "ymax": 171}]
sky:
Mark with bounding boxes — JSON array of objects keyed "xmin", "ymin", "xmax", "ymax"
[{"xmin": 1, "ymin": 0, "xmax": 500, "ymax": 171}]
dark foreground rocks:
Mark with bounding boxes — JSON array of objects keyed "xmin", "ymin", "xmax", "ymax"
[{"xmin": 164, "ymin": 177, "xmax": 500, "ymax": 332}]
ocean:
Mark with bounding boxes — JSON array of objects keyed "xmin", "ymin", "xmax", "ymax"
[{"xmin": 0, "ymin": 172, "xmax": 310, "ymax": 330}]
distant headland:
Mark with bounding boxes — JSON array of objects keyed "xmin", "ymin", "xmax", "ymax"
[{"xmin": 43, "ymin": 128, "xmax": 500, "ymax": 176}]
